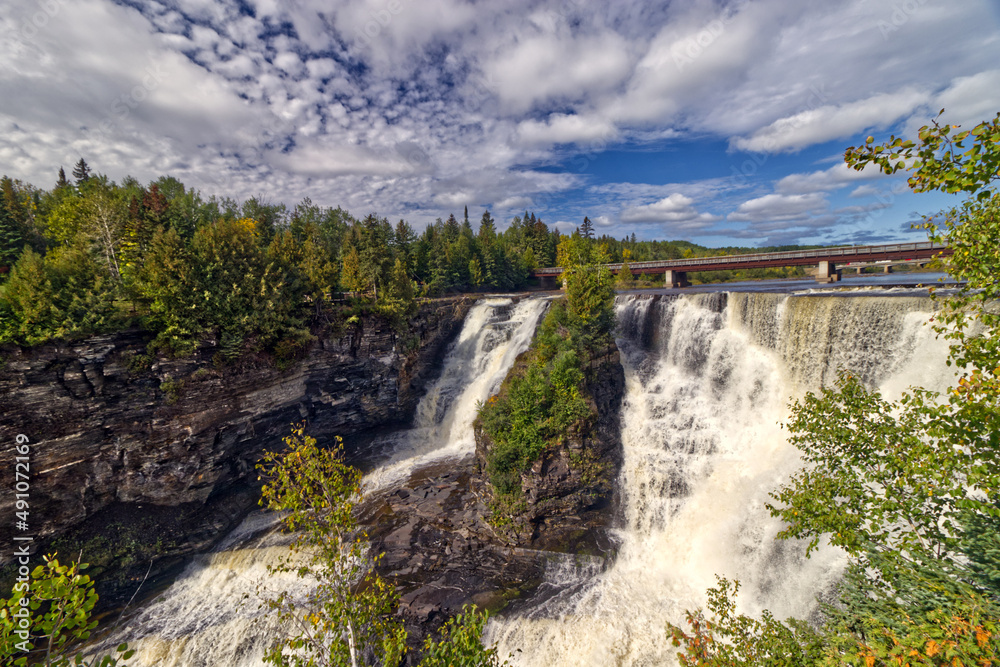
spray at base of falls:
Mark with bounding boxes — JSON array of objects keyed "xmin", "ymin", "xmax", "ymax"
[
  {"xmin": 96, "ymin": 296, "xmax": 549, "ymax": 667},
  {"xmin": 486, "ymin": 291, "xmax": 953, "ymax": 667},
  {"xmin": 89, "ymin": 291, "xmax": 949, "ymax": 667}
]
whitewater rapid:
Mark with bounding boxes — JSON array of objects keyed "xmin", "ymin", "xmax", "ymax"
[
  {"xmin": 89, "ymin": 290, "xmax": 951, "ymax": 667},
  {"xmin": 93, "ymin": 296, "xmax": 549, "ymax": 667},
  {"xmin": 485, "ymin": 291, "xmax": 953, "ymax": 666}
]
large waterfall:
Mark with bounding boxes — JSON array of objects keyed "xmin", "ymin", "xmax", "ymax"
[
  {"xmin": 486, "ymin": 291, "xmax": 952, "ymax": 666},
  {"xmin": 94, "ymin": 296, "xmax": 549, "ymax": 667},
  {"xmin": 91, "ymin": 290, "xmax": 951, "ymax": 666}
]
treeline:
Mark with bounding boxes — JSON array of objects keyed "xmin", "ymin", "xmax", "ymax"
[
  {"xmin": 0, "ymin": 160, "xmax": 815, "ymax": 354},
  {"xmin": 0, "ymin": 161, "xmax": 564, "ymax": 354}
]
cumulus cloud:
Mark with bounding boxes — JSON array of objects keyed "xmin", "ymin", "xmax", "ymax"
[
  {"xmin": 483, "ymin": 31, "xmax": 633, "ymax": 114},
  {"xmin": 517, "ymin": 114, "xmax": 619, "ymax": 147},
  {"xmin": 731, "ymin": 89, "xmax": 930, "ymax": 153},
  {"xmin": 728, "ymin": 193, "xmax": 829, "ymax": 222},
  {"xmin": 775, "ymin": 163, "xmax": 886, "ymax": 194},
  {"xmin": 923, "ymin": 69, "xmax": 1000, "ymax": 130},
  {"xmin": 272, "ymin": 142, "xmax": 421, "ymax": 177},
  {"xmin": 621, "ymin": 193, "xmax": 711, "ymax": 223}
]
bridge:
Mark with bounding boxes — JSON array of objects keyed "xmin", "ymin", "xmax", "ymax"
[{"xmin": 531, "ymin": 241, "xmax": 951, "ymax": 288}]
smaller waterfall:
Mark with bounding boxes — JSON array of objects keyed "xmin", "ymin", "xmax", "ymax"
[
  {"xmin": 95, "ymin": 296, "xmax": 549, "ymax": 667},
  {"xmin": 363, "ymin": 296, "xmax": 550, "ymax": 492},
  {"xmin": 88, "ymin": 513, "xmax": 306, "ymax": 667}
]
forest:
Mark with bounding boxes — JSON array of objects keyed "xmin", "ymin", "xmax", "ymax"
[{"xmin": 0, "ymin": 161, "xmax": 805, "ymax": 358}]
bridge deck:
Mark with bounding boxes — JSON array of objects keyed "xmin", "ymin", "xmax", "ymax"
[{"xmin": 531, "ymin": 241, "xmax": 950, "ymax": 276}]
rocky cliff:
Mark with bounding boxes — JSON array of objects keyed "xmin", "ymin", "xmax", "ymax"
[
  {"xmin": 473, "ymin": 348, "xmax": 626, "ymax": 554},
  {"xmin": 362, "ymin": 314, "xmax": 626, "ymax": 658},
  {"xmin": 0, "ymin": 297, "xmax": 474, "ymax": 601}
]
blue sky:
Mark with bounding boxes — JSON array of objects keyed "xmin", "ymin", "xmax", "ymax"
[{"xmin": 1, "ymin": 0, "xmax": 998, "ymax": 247}]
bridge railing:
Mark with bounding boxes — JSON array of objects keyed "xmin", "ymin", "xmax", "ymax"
[{"xmin": 532, "ymin": 241, "xmax": 948, "ymax": 275}]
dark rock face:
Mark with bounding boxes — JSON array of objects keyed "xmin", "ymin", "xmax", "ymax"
[
  {"xmin": 0, "ymin": 298, "xmax": 473, "ymax": 601},
  {"xmin": 474, "ymin": 349, "xmax": 626, "ymax": 554},
  {"xmin": 364, "ymin": 345, "xmax": 625, "ymax": 656},
  {"xmin": 363, "ymin": 460, "xmax": 548, "ymax": 659}
]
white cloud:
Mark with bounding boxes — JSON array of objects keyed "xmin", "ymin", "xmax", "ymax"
[
  {"xmin": 775, "ymin": 163, "xmax": 885, "ymax": 194},
  {"xmin": 495, "ymin": 195, "xmax": 534, "ymax": 210},
  {"xmin": 849, "ymin": 184, "xmax": 881, "ymax": 198},
  {"xmin": 272, "ymin": 142, "xmax": 420, "ymax": 177},
  {"xmin": 731, "ymin": 89, "xmax": 929, "ymax": 153},
  {"xmin": 517, "ymin": 114, "xmax": 618, "ymax": 147},
  {"xmin": 728, "ymin": 193, "xmax": 829, "ymax": 222},
  {"xmin": 926, "ymin": 69, "xmax": 1000, "ymax": 130},
  {"xmin": 620, "ymin": 193, "xmax": 718, "ymax": 232},
  {"xmin": 484, "ymin": 31, "xmax": 632, "ymax": 114}
]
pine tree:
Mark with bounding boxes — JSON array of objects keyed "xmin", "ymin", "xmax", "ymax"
[
  {"xmin": 468, "ymin": 256, "xmax": 484, "ymax": 288},
  {"xmin": 444, "ymin": 213, "xmax": 460, "ymax": 242},
  {"xmin": 580, "ymin": 216, "xmax": 594, "ymax": 240},
  {"xmin": 56, "ymin": 167, "xmax": 69, "ymax": 189},
  {"xmin": 0, "ymin": 187, "xmax": 25, "ymax": 276},
  {"xmin": 478, "ymin": 210, "xmax": 496, "ymax": 244},
  {"xmin": 72, "ymin": 158, "xmax": 91, "ymax": 186}
]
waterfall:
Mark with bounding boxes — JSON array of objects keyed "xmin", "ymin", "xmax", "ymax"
[
  {"xmin": 485, "ymin": 291, "xmax": 953, "ymax": 666},
  {"xmin": 363, "ymin": 296, "xmax": 550, "ymax": 493},
  {"xmin": 89, "ymin": 291, "xmax": 951, "ymax": 667},
  {"xmin": 93, "ymin": 296, "xmax": 549, "ymax": 667}
]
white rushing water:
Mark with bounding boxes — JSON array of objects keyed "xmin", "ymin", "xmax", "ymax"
[
  {"xmin": 91, "ymin": 291, "xmax": 951, "ymax": 667},
  {"xmin": 363, "ymin": 296, "xmax": 550, "ymax": 493},
  {"xmin": 486, "ymin": 291, "xmax": 953, "ymax": 666},
  {"xmin": 95, "ymin": 296, "xmax": 549, "ymax": 667}
]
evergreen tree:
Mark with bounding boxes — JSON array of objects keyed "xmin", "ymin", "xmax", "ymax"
[
  {"xmin": 71, "ymin": 158, "xmax": 91, "ymax": 186},
  {"xmin": 579, "ymin": 216, "xmax": 594, "ymax": 240},
  {"xmin": 340, "ymin": 244, "xmax": 364, "ymax": 294},
  {"xmin": 616, "ymin": 249, "xmax": 635, "ymax": 290},
  {"xmin": 478, "ymin": 210, "xmax": 496, "ymax": 244},
  {"xmin": 469, "ymin": 256, "xmax": 484, "ymax": 288},
  {"xmin": 393, "ymin": 219, "xmax": 416, "ymax": 265},
  {"xmin": 56, "ymin": 167, "xmax": 69, "ymax": 189},
  {"xmin": 443, "ymin": 213, "xmax": 460, "ymax": 242},
  {"xmin": 0, "ymin": 186, "xmax": 25, "ymax": 276}
]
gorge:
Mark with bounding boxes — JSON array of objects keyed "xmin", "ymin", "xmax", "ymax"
[{"xmin": 3, "ymin": 287, "xmax": 953, "ymax": 666}]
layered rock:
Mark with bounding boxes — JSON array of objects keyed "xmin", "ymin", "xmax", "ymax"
[
  {"xmin": 0, "ymin": 297, "xmax": 473, "ymax": 600},
  {"xmin": 473, "ymin": 348, "xmax": 626, "ymax": 554},
  {"xmin": 363, "ymin": 460, "xmax": 548, "ymax": 659}
]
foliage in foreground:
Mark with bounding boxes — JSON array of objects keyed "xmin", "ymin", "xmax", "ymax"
[
  {"xmin": 671, "ymin": 113, "xmax": 1000, "ymax": 665},
  {"xmin": 257, "ymin": 425, "xmax": 503, "ymax": 667},
  {"xmin": 0, "ymin": 556, "xmax": 133, "ymax": 667}
]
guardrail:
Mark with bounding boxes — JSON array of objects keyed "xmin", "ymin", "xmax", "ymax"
[{"xmin": 532, "ymin": 241, "xmax": 949, "ymax": 275}]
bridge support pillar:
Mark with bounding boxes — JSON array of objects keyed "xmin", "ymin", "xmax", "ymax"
[
  {"xmin": 664, "ymin": 269, "xmax": 690, "ymax": 288},
  {"xmin": 816, "ymin": 260, "xmax": 840, "ymax": 283},
  {"xmin": 884, "ymin": 265, "xmax": 893, "ymax": 274}
]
